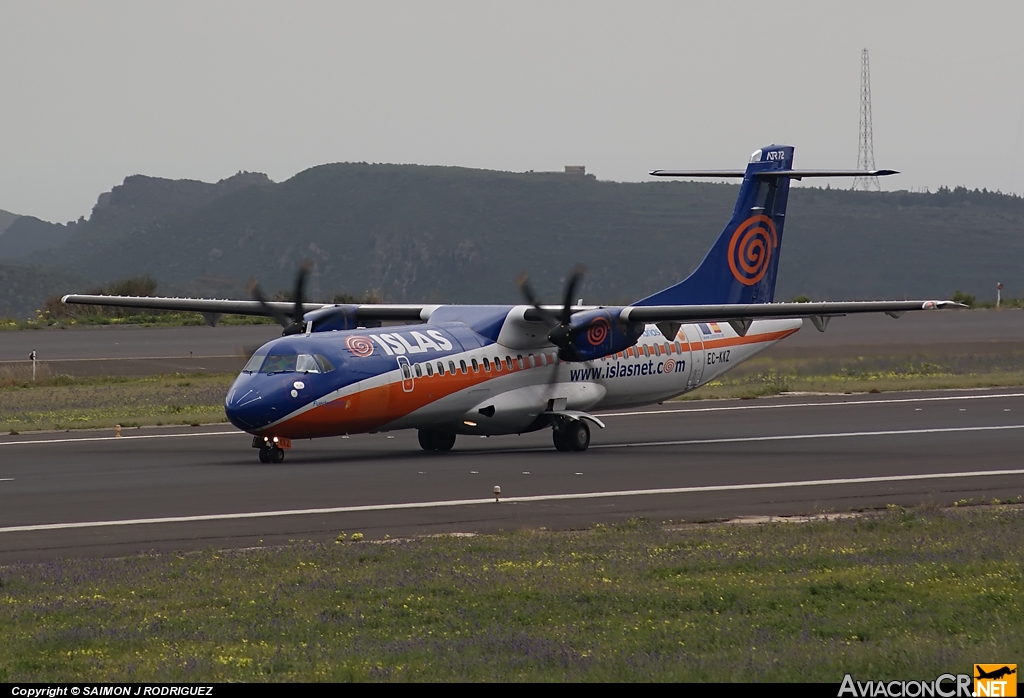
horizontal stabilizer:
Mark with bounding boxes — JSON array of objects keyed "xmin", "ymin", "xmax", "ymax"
[{"xmin": 650, "ymin": 169, "xmax": 898, "ymax": 179}]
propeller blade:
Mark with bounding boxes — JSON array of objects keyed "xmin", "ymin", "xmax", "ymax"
[
  {"xmin": 516, "ymin": 272, "xmax": 558, "ymax": 325},
  {"xmin": 560, "ymin": 265, "xmax": 585, "ymax": 325},
  {"xmin": 292, "ymin": 261, "xmax": 312, "ymax": 323},
  {"xmin": 248, "ymin": 280, "xmax": 292, "ymax": 330}
]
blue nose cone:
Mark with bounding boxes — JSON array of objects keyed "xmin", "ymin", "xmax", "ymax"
[{"xmin": 225, "ymin": 375, "xmax": 276, "ymax": 431}]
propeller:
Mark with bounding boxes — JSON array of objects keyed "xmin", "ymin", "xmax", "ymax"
[
  {"xmin": 248, "ymin": 261, "xmax": 313, "ymax": 336},
  {"xmin": 517, "ymin": 265, "xmax": 586, "ymax": 358}
]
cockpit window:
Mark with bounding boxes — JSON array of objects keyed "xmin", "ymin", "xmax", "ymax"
[
  {"xmin": 296, "ymin": 354, "xmax": 320, "ymax": 373},
  {"xmin": 257, "ymin": 352, "xmax": 336, "ymax": 374},
  {"xmin": 242, "ymin": 350, "xmax": 268, "ymax": 373},
  {"xmin": 260, "ymin": 353, "xmax": 297, "ymax": 374}
]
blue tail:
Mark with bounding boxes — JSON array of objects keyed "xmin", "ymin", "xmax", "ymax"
[{"xmin": 635, "ymin": 145, "xmax": 794, "ymax": 306}]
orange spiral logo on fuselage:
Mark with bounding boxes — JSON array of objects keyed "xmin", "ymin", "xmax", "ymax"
[
  {"xmin": 586, "ymin": 317, "xmax": 610, "ymax": 346},
  {"xmin": 345, "ymin": 335, "xmax": 374, "ymax": 357},
  {"xmin": 727, "ymin": 214, "xmax": 778, "ymax": 286}
]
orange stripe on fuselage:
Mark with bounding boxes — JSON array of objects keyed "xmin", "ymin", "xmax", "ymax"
[
  {"xmin": 265, "ymin": 326, "xmax": 797, "ymax": 439},
  {"xmin": 266, "ymin": 355, "xmax": 552, "ymax": 439}
]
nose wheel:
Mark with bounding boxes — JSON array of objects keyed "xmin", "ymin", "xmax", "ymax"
[
  {"xmin": 258, "ymin": 444, "xmax": 285, "ymax": 463},
  {"xmin": 552, "ymin": 420, "xmax": 590, "ymax": 452}
]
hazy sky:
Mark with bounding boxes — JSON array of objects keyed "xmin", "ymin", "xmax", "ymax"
[{"xmin": 2, "ymin": 1, "xmax": 1023, "ymax": 222}]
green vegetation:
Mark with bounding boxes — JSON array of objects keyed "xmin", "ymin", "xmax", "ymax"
[
  {"xmin": 4, "ymin": 348, "xmax": 1024, "ymax": 433},
  {"xmin": 0, "ymin": 506, "xmax": 1020, "ymax": 681},
  {"xmin": 687, "ymin": 350, "xmax": 1024, "ymax": 399},
  {"xmin": 0, "ymin": 373, "xmax": 234, "ymax": 432}
]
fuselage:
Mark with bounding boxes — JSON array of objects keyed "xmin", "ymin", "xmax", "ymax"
[{"xmin": 224, "ymin": 306, "xmax": 801, "ymax": 440}]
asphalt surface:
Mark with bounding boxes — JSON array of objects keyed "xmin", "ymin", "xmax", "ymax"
[{"xmin": 2, "ymin": 387, "xmax": 1023, "ymax": 563}]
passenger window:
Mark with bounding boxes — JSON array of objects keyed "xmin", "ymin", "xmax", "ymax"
[
  {"xmin": 506, "ymin": 357, "xmax": 514, "ymax": 371},
  {"xmin": 414, "ymin": 364, "xmax": 423, "ymax": 378},
  {"xmin": 426, "ymin": 363, "xmax": 434, "ymax": 377},
  {"xmin": 460, "ymin": 360, "xmax": 467, "ymax": 374},
  {"xmin": 663, "ymin": 343, "xmax": 670, "ymax": 355},
  {"xmin": 643, "ymin": 345, "xmax": 650, "ymax": 357},
  {"xmin": 472, "ymin": 358, "xmax": 479, "ymax": 372},
  {"xmin": 437, "ymin": 362, "xmax": 445, "ymax": 376},
  {"xmin": 495, "ymin": 357, "xmax": 503, "ymax": 371},
  {"xmin": 449, "ymin": 361, "xmax": 457, "ymax": 375},
  {"xmin": 483, "ymin": 357, "xmax": 491, "ymax": 372},
  {"xmin": 652, "ymin": 345, "xmax": 661, "ymax": 357},
  {"xmin": 401, "ymin": 363, "xmax": 412, "ymax": 380},
  {"xmin": 517, "ymin": 355, "xmax": 525, "ymax": 369},
  {"xmin": 539, "ymin": 353, "xmax": 547, "ymax": 367}
]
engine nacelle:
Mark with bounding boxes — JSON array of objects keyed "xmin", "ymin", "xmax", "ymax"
[
  {"xmin": 559, "ymin": 309, "xmax": 644, "ymax": 362},
  {"xmin": 304, "ymin": 305, "xmax": 359, "ymax": 333}
]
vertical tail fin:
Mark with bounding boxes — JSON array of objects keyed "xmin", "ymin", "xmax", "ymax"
[{"xmin": 636, "ymin": 145, "xmax": 794, "ymax": 306}]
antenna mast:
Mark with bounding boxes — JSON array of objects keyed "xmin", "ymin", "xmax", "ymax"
[{"xmin": 853, "ymin": 48, "xmax": 880, "ymax": 192}]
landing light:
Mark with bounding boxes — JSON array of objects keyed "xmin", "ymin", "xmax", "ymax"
[{"xmin": 463, "ymin": 420, "xmax": 477, "ymax": 427}]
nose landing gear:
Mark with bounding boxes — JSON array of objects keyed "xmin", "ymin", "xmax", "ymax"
[
  {"xmin": 258, "ymin": 444, "xmax": 285, "ymax": 463},
  {"xmin": 253, "ymin": 435, "xmax": 287, "ymax": 463}
]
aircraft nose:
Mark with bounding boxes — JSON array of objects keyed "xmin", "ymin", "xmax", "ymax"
[{"xmin": 225, "ymin": 385, "xmax": 272, "ymax": 431}]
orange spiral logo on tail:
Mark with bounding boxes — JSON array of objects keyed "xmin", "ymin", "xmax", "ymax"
[
  {"xmin": 586, "ymin": 317, "xmax": 610, "ymax": 346},
  {"xmin": 728, "ymin": 215, "xmax": 778, "ymax": 286},
  {"xmin": 345, "ymin": 335, "xmax": 374, "ymax": 357}
]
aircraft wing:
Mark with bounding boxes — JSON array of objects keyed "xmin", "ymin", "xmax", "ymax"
[
  {"xmin": 618, "ymin": 300, "xmax": 961, "ymax": 323},
  {"xmin": 60, "ymin": 294, "xmax": 428, "ymax": 323}
]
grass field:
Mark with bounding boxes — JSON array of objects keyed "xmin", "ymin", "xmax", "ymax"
[
  {"xmin": 0, "ymin": 506, "xmax": 1020, "ymax": 682},
  {"xmin": 0, "ymin": 373, "xmax": 233, "ymax": 433},
  {"xmin": 4, "ymin": 350, "xmax": 1024, "ymax": 433}
]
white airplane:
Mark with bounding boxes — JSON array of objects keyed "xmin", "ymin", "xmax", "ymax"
[{"xmin": 63, "ymin": 145, "xmax": 959, "ymax": 462}]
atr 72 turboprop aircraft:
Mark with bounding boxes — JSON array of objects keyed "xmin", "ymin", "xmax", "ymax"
[{"xmin": 64, "ymin": 145, "xmax": 960, "ymax": 463}]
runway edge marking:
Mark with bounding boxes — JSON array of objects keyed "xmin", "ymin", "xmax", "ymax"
[
  {"xmin": 3, "ymin": 468, "xmax": 1024, "ymax": 534},
  {"xmin": 599, "ymin": 392, "xmax": 1024, "ymax": 417}
]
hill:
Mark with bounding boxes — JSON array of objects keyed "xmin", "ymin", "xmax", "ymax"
[
  {"xmin": 0, "ymin": 209, "xmax": 19, "ymax": 236},
  {"xmin": 0, "ymin": 264, "xmax": 90, "ymax": 320},
  {"xmin": 0, "ymin": 216, "xmax": 79, "ymax": 260},
  {"xmin": 15, "ymin": 165, "xmax": 1024, "ymax": 316}
]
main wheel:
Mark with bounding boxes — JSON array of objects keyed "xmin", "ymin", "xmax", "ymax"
[
  {"xmin": 552, "ymin": 428, "xmax": 572, "ymax": 452},
  {"xmin": 434, "ymin": 432, "xmax": 456, "ymax": 452},
  {"xmin": 259, "ymin": 445, "xmax": 272, "ymax": 463},
  {"xmin": 566, "ymin": 420, "xmax": 590, "ymax": 452},
  {"xmin": 271, "ymin": 446, "xmax": 285, "ymax": 463},
  {"xmin": 418, "ymin": 429, "xmax": 438, "ymax": 451}
]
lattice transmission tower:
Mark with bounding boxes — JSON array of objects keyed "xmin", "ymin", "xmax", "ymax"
[{"xmin": 852, "ymin": 48, "xmax": 880, "ymax": 192}]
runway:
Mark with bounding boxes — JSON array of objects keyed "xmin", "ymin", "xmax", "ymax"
[{"xmin": 2, "ymin": 387, "xmax": 1023, "ymax": 563}]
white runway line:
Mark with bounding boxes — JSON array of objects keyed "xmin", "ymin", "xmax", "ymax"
[
  {"xmin": 0, "ymin": 431, "xmax": 239, "ymax": 446},
  {"xmin": 2, "ymin": 468, "xmax": 1023, "ymax": 534},
  {"xmin": 599, "ymin": 392, "xmax": 1024, "ymax": 418},
  {"xmin": 594, "ymin": 423, "xmax": 1024, "ymax": 449}
]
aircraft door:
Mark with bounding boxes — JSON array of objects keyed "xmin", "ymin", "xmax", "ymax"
[
  {"xmin": 396, "ymin": 356, "xmax": 414, "ymax": 393},
  {"xmin": 681, "ymin": 324, "xmax": 705, "ymax": 390}
]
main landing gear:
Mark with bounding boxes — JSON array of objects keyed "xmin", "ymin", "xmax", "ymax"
[
  {"xmin": 418, "ymin": 429, "xmax": 457, "ymax": 452},
  {"xmin": 552, "ymin": 419, "xmax": 590, "ymax": 452}
]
